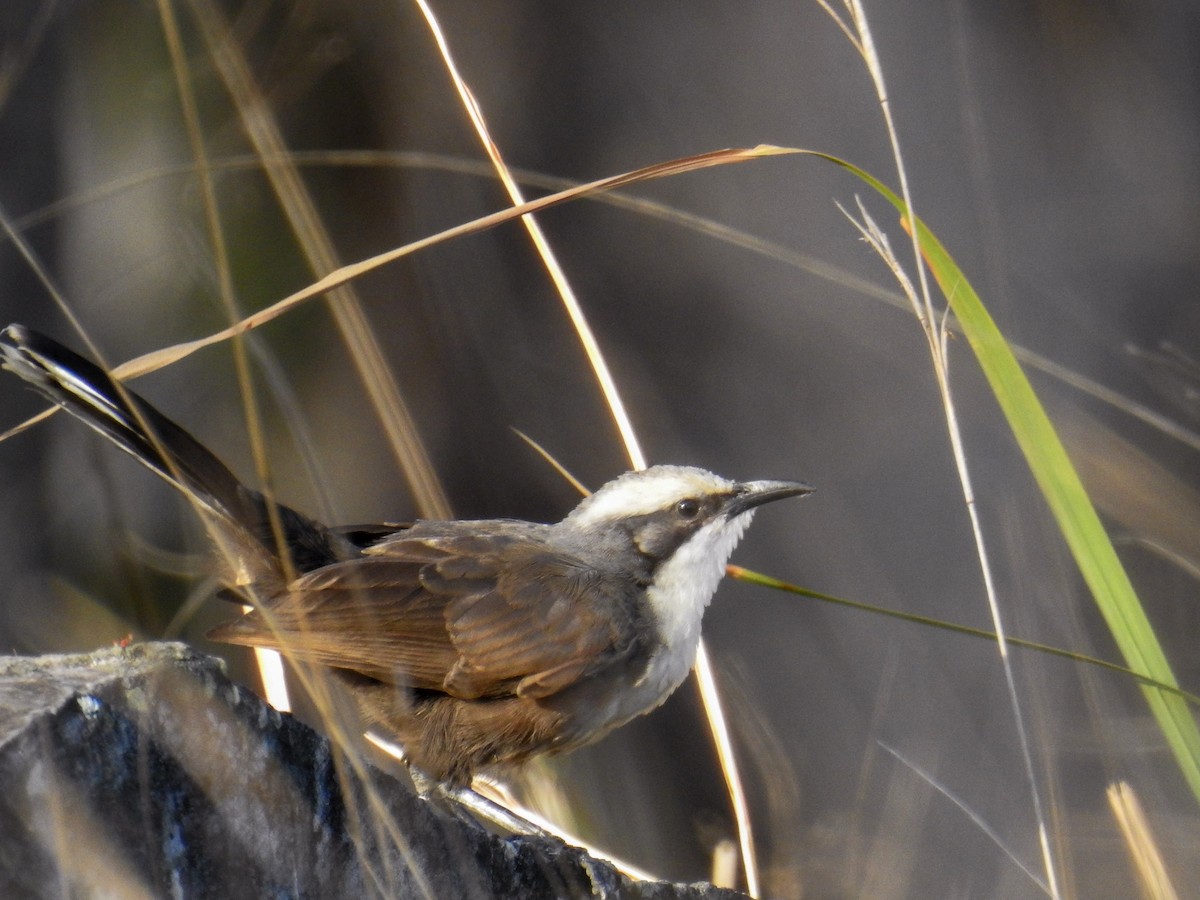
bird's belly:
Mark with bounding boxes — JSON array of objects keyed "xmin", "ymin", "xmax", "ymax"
[
  {"xmin": 559, "ymin": 632, "xmax": 699, "ymax": 748},
  {"xmin": 622, "ymin": 637, "xmax": 698, "ymax": 717}
]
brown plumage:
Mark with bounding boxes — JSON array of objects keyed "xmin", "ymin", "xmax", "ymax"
[{"xmin": 208, "ymin": 524, "xmax": 654, "ymax": 783}]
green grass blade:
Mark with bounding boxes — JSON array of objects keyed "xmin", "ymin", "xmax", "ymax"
[
  {"xmin": 819, "ymin": 155, "xmax": 1200, "ymax": 805},
  {"xmin": 727, "ymin": 566, "xmax": 1200, "ymax": 707}
]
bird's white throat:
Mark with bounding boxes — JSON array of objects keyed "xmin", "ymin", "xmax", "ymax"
[{"xmin": 626, "ymin": 509, "xmax": 754, "ymax": 712}]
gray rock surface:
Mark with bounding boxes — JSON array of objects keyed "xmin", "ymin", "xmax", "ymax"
[{"xmin": 0, "ymin": 643, "xmax": 742, "ymax": 899}]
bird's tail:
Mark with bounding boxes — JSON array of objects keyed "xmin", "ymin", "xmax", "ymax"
[{"xmin": 0, "ymin": 324, "xmax": 346, "ymax": 587}]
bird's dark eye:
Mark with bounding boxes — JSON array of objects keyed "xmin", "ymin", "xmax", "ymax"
[{"xmin": 676, "ymin": 498, "xmax": 701, "ymax": 519}]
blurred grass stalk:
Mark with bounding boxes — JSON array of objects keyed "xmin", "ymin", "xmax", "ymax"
[
  {"xmin": 413, "ymin": 2, "xmax": 762, "ymax": 891},
  {"xmin": 1107, "ymin": 781, "xmax": 1180, "ymax": 900}
]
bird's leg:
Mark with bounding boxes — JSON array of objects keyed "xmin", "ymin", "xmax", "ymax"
[
  {"xmin": 442, "ymin": 779, "xmax": 553, "ymax": 838},
  {"xmin": 404, "ymin": 768, "xmax": 548, "ymax": 837}
]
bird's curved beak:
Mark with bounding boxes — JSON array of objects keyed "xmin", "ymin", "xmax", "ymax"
[{"xmin": 725, "ymin": 479, "xmax": 813, "ymax": 517}]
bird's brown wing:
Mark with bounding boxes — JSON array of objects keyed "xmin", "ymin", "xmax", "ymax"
[
  {"xmin": 207, "ymin": 526, "xmax": 646, "ymax": 701},
  {"xmin": 207, "ymin": 555, "xmax": 456, "ymax": 685}
]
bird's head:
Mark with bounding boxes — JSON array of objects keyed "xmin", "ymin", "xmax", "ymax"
[
  {"xmin": 557, "ymin": 464, "xmax": 811, "ymax": 678},
  {"xmin": 561, "ymin": 464, "xmax": 810, "ymax": 612}
]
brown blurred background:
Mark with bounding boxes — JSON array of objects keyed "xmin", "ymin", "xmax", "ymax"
[{"xmin": 1, "ymin": 2, "xmax": 1198, "ymax": 896}]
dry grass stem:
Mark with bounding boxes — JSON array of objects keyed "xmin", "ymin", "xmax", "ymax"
[
  {"xmin": 822, "ymin": 4, "xmax": 1061, "ymax": 895},
  {"xmin": 1107, "ymin": 781, "xmax": 1180, "ymax": 900},
  {"xmin": 880, "ymin": 742, "xmax": 1053, "ymax": 895},
  {"xmin": 415, "ymin": 3, "xmax": 758, "ymax": 889},
  {"xmin": 8, "ymin": 150, "xmax": 1199, "ymax": 455}
]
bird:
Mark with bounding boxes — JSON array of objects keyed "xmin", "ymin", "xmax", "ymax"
[{"xmin": 0, "ymin": 324, "xmax": 811, "ymax": 786}]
